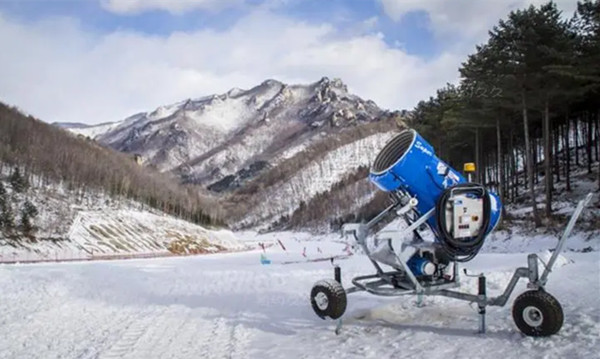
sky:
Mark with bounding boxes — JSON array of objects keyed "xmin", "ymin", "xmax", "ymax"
[{"xmin": 0, "ymin": 0, "xmax": 578, "ymax": 125}]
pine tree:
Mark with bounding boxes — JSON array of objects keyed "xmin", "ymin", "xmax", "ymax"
[
  {"xmin": 1, "ymin": 200, "xmax": 15, "ymax": 234},
  {"xmin": 10, "ymin": 167, "xmax": 28, "ymax": 193},
  {"xmin": 20, "ymin": 200, "xmax": 38, "ymax": 237},
  {"xmin": 22, "ymin": 200, "xmax": 38, "ymax": 218},
  {"xmin": 0, "ymin": 182, "xmax": 6, "ymax": 229}
]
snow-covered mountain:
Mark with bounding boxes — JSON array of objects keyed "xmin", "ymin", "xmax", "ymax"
[{"xmin": 61, "ymin": 77, "xmax": 404, "ymax": 229}]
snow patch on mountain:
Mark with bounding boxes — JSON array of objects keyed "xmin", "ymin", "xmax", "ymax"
[
  {"xmin": 241, "ymin": 132, "xmax": 395, "ymax": 228},
  {"xmin": 68, "ymin": 210, "xmax": 243, "ymax": 255},
  {"xmin": 68, "ymin": 121, "xmax": 121, "ymax": 139}
]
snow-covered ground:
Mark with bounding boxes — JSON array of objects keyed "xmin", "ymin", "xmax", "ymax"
[{"xmin": 0, "ymin": 228, "xmax": 598, "ymax": 359}]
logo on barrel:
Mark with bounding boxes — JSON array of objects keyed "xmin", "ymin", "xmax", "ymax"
[{"xmin": 414, "ymin": 141, "xmax": 433, "ymax": 156}]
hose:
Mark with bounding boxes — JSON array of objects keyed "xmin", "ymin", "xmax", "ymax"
[{"xmin": 435, "ymin": 183, "xmax": 491, "ymax": 262}]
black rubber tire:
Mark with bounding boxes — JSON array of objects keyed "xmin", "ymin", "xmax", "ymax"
[
  {"xmin": 310, "ymin": 279, "xmax": 347, "ymax": 320},
  {"xmin": 512, "ymin": 290, "xmax": 564, "ymax": 337}
]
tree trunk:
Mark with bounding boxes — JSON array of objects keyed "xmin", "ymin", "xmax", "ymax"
[
  {"xmin": 562, "ymin": 123, "xmax": 567, "ymax": 179},
  {"xmin": 475, "ymin": 127, "xmax": 481, "ymax": 183},
  {"xmin": 564, "ymin": 117, "xmax": 571, "ymax": 192},
  {"xmin": 510, "ymin": 129, "xmax": 517, "ymax": 200},
  {"xmin": 522, "ymin": 92, "xmax": 541, "ymax": 227},
  {"xmin": 595, "ymin": 110, "xmax": 599, "ymax": 161},
  {"xmin": 597, "ymin": 110, "xmax": 600, "ymax": 192},
  {"xmin": 523, "ymin": 146, "xmax": 528, "ymax": 190},
  {"xmin": 496, "ymin": 118, "xmax": 504, "ymax": 207},
  {"xmin": 587, "ymin": 111, "xmax": 593, "ymax": 174},
  {"xmin": 505, "ymin": 149, "xmax": 508, "ymax": 198},
  {"xmin": 575, "ymin": 117, "xmax": 580, "ymax": 166},
  {"xmin": 533, "ymin": 139, "xmax": 539, "ymax": 185},
  {"xmin": 482, "ymin": 153, "xmax": 487, "ymax": 185},
  {"xmin": 543, "ymin": 99, "xmax": 552, "ymax": 218},
  {"xmin": 554, "ymin": 123, "xmax": 560, "ymax": 183}
]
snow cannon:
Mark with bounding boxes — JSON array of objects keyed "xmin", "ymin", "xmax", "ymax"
[
  {"xmin": 369, "ymin": 129, "xmax": 501, "ymax": 262},
  {"xmin": 309, "ymin": 125, "xmax": 594, "ymax": 337},
  {"xmin": 370, "ymin": 129, "xmax": 501, "ymax": 241}
]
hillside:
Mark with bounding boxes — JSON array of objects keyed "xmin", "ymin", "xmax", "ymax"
[
  {"xmin": 0, "ymin": 102, "xmax": 220, "ymax": 225},
  {"xmin": 0, "ymin": 103, "xmax": 242, "ymax": 260},
  {"xmin": 60, "ymin": 78, "xmax": 405, "ymax": 230},
  {"xmin": 0, "ymin": 173, "xmax": 243, "ymax": 262}
]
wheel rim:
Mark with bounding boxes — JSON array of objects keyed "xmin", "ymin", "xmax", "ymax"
[
  {"xmin": 523, "ymin": 306, "xmax": 544, "ymax": 327},
  {"xmin": 314, "ymin": 292, "xmax": 329, "ymax": 311}
]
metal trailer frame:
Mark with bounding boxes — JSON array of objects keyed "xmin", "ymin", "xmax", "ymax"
[{"xmin": 331, "ymin": 192, "xmax": 594, "ymax": 334}]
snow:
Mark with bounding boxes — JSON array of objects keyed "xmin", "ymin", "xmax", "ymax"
[
  {"xmin": 68, "ymin": 121, "xmax": 121, "ymax": 139},
  {"xmin": 185, "ymin": 95, "xmax": 255, "ymax": 133},
  {"xmin": 0, "ymin": 228, "xmax": 598, "ymax": 358},
  {"xmin": 68, "ymin": 210, "xmax": 245, "ymax": 255},
  {"xmin": 0, "ymin": 174, "xmax": 243, "ymax": 263},
  {"xmin": 241, "ymin": 132, "xmax": 395, "ymax": 228},
  {"xmin": 0, "ymin": 208, "xmax": 244, "ymax": 262}
]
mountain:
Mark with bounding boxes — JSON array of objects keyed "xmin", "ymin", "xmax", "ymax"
[{"xmin": 62, "ymin": 77, "xmax": 405, "ymax": 230}]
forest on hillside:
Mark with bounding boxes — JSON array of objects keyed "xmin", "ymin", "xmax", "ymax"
[
  {"xmin": 410, "ymin": 0, "xmax": 600, "ymax": 226},
  {"xmin": 0, "ymin": 103, "xmax": 221, "ymax": 231}
]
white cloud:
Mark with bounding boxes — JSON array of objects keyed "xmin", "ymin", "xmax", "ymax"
[
  {"xmin": 0, "ymin": 11, "xmax": 462, "ymax": 125},
  {"xmin": 101, "ymin": 0, "xmax": 245, "ymax": 15},
  {"xmin": 379, "ymin": 0, "xmax": 578, "ymax": 46}
]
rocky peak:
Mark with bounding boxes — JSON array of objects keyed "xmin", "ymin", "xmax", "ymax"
[
  {"xmin": 261, "ymin": 79, "xmax": 283, "ymax": 88},
  {"xmin": 316, "ymin": 76, "xmax": 347, "ymax": 91},
  {"xmin": 314, "ymin": 77, "xmax": 349, "ymax": 104},
  {"xmin": 227, "ymin": 88, "xmax": 244, "ymax": 98}
]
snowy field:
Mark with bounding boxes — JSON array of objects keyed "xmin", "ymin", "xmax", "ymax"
[{"xmin": 0, "ymin": 232, "xmax": 598, "ymax": 359}]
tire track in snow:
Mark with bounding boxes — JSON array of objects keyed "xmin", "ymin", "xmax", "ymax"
[
  {"xmin": 97, "ymin": 309, "xmax": 161, "ymax": 359},
  {"xmin": 199, "ymin": 317, "xmax": 229, "ymax": 358},
  {"xmin": 227, "ymin": 322, "xmax": 251, "ymax": 359},
  {"xmin": 94, "ymin": 307, "xmax": 254, "ymax": 359},
  {"xmin": 153, "ymin": 316, "xmax": 197, "ymax": 359},
  {"xmin": 131, "ymin": 308, "xmax": 195, "ymax": 359},
  {"xmin": 75, "ymin": 309, "xmax": 138, "ymax": 359},
  {"xmin": 194, "ymin": 316, "xmax": 251, "ymax": 359}
]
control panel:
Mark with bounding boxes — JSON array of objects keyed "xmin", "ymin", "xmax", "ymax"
[{"xmin": 451, "ymin": 195, "xmax": 484, "ymax": 238}]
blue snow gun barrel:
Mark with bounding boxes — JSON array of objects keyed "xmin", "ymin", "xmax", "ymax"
[{"xmin": 369, "ymin": 129, "xmax": 501, "ymax": 238}]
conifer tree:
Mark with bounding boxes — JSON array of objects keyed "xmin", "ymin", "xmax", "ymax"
[{"xmin": 9, "ymin": 167, "xmax": 28, "ymax": 193}]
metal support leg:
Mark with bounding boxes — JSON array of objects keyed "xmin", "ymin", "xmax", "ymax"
[
  {"xmin": 335, "ymin": 319, "xmax": 343, "ymax": 335},
  {"xmin": 539, "ymin": 193, "xmax": 593, "ymax": 286},
  {"xmin": 478, "ymin": 275, "xmax": 487, "ymax": 334},
  {"xmin": 416, "ymin": 292, "xmax": 424, "ymax": 307},
  {"xmin": 333, "ymin": 264, "xmax": 343, "ymax": 335}
]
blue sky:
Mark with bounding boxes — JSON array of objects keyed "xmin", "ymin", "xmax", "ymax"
[
  {"xmin": 1, "ymin": 0, "xmax": 438, "ymax": 57},
  {"xmin": 0, "ymin": 0, "xmax": 576, "ymax": 125}
]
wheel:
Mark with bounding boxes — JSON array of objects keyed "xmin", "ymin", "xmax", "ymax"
[
  {"xmin": 310, "ymin": 279, "xmax": 347, "ymax": 320},
  {"xmin": 512, "ymin": 290, "xmax": 564, "ymax": 337}
]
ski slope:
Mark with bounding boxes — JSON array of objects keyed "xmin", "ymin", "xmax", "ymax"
[{"xmin": 0, "ymin": 232, "xmax": 598, "ymax": 359}]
